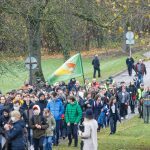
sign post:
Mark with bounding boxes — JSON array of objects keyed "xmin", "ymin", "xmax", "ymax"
[
  {"xmin": 126, "ymin": 31, "xmax": 134, "ymax": 57},
  {"xmin": 25, "ymin": 56, "xmax": 37, "ymax": 85}
]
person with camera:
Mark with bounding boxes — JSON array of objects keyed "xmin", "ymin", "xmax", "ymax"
[
  {"xmin": 79, "ymin": 109, "xmax": 98, "ymax": 150},
  {"xmin": 65, "ymin": 96, "xmax": 82, "ymax": 147}
]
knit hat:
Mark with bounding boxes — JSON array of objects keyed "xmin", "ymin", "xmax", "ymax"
[
  {"xmin": 38, "ymin": 93, "xmax": 45, "ymax": 99},
  {"xmin": 85, "ymin": 109, "xmax": 93, "ymax": 119},
  {"xmin": 33, "ymin": 105, "xmax": 41, "ymax": 115}
]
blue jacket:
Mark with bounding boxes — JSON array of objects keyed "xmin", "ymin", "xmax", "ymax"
[
  {"xmin": 5, "ymin": 120, "xmax": 26, "ymax": 150},
  {"xmin": 47, "ymin": 98, "xmax": 64, "ymax": 120}
]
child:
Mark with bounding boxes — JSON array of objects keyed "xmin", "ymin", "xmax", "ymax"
[{"xmin": 43, "ymin": 108, "xmax": 56, "ymax": 150}]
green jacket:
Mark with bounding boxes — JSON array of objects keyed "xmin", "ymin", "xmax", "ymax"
[{"xmin": 65, "ymin": 101, "xmax": 82, "ymax": 124}]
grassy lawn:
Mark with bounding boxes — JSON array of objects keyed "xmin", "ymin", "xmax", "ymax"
[
  {"xmin": 0, "ymin": 50, "xmax": 146, "ymax": 93},
  {"xmin": 53, "ymin": 116, "xmax": 150, "ymax": 150}
]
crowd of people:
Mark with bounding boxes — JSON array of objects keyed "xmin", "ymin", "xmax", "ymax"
[
  {"xmin": 0, "ymin": 57, "xmax": 149, "ymax": 150},
  {"xmin": 0, "ymin": 75, "xmax": 149, "ymax": 150}
]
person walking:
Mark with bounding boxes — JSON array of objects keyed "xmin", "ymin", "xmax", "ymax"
[
  {"xmin": 109, "ymin": 96, "xmax": 121, "ymax": 135},
  {"xmin": 43, "ymin": 108, "xmax": 56, "ymax": 150},
  {"xmin": 30, "ymin": 105, "xmax": 49, "ymax": 150},
  {"xmin": 126, "ymin": 56, "xmax": 134, "ymax": 76},
  {"xmin": 46, "ymin": 91, "xmax": 64, "ymax": 146},
  {"xmin": 79, "ymin": 109, "xmax": 98, "ymax": 150},
  {"xmin": 4, "ymin": 110, "xmax": 26, "ymax": 150},
  {"xmin": 92, "ymin": 55, "xmax": 101, "ymax": 78},
  {"xmin": 117, "ymin": 87, "xmax": 130, "ymax": 119},
  {"xmin": 65, "ymin": 96, "xmax": 82, "ymax": 147},
  {"xmin": 134, "ymin": 59, "xmax": 147, "ymax": 83}
]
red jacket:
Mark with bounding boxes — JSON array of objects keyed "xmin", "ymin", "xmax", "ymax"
[{"xmin": 135, "ymin": 63, "xmax": 146, "ymax": 75}]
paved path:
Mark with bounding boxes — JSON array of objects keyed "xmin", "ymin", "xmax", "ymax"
[
  {"xmin": 113, "ymin": 52, "xmax": 150, "ymax": 87},
  {"xmin": 114, "ymin": 51, "xmax": 150, "ymax": 120}
]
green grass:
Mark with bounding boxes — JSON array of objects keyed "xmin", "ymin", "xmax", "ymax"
[
  {"xmin": 52, "ymin": 116, "xmax": 150, "ymax": 150},
  {"xmin": 0, "ymin": 50, "xmax": 145, "ymax": 93}
]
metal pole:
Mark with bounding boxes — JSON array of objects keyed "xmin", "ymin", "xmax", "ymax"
[
  {"xmin": 79, "ymin": 52, "xmax": 85, "ymax": 85},
  {"xmin": 29, "ymin": 57, "xmax": 32, "ymax": 85},
  {"xmin": 129, "ymin": 44, "xmax": 132, "ymax": 57}
]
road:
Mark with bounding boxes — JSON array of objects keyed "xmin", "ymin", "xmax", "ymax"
[{"xmin": 113, "ymin": 53, "xmax": 150, "ymax": 87}]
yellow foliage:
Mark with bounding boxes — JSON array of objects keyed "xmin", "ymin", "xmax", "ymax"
[
  {"xmin": 140, "ymin": 39, "xmax": 146, "ymax": 45},
  {"xmin": 135, "ymin": 34, "xmax": 139, "ymax": 40},
  {"xmin": 118, "ymin": 27, "xmax": 124, "ymax": 33}
]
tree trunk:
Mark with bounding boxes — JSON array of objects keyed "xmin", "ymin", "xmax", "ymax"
[
  {"xmin": 26, "ymin": 11, "xmax": 45, "ymax": 84},
  {"xmin": 85, "ymin": 22, "xmax": 90, "ymax": 51}
]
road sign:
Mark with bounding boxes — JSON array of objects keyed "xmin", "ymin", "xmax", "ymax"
[
  {"xmin": 25, "ymin": 56, "xmax": 37, "ymax": 70},
  {"xmin": 126, "ymin": 31, "xmax": 134, "ymax": 40},
  {"xmin": 126, "ymin": 39, "xmax": 135, "ymax": 45}
]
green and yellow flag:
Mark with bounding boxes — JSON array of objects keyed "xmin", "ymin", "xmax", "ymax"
[{"xmin": 48, "ymin": 53, "xmax": 83, "ymax": 84}]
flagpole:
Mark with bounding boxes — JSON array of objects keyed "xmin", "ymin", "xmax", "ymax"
[{"xmin": 79, "ymin": 52, "xmax": 85, "ymax": 85}]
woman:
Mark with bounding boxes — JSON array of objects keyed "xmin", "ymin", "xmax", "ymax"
[
  {"xmin": 109, "ymin": 96, "xmax": 121, "ymax": 135},
  {"xmin": 4, "ymin": 110, "xmax": 26, "ymax": 150},
  {"xmin": 79, "ymin": 109, "xmax": 98, "ymax": 150}
]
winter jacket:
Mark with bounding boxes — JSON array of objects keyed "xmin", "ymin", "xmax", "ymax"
[
  {"xmin": 45, "ymin": 115, "xmax": 56, "ymax": 136},
  {"xmin": 36, "ymin": 100, "xmax": 48, "ymax": 114},
  {"xmin": 30, "ymin": 115, "xmax": 49, "ymax": 139},
  {"xmin": 81, "ymin": 119, "xmax": 98, "ymax": 150},
  {"xmin": 135, "ymin": 63, "xmax": 147, "ymax": 75},
  {"xmin": 5, "ymin": 120, "xmax": 26, "ymax": 150},
  {"xmin": 65, "ymin": 101, "xmax": 82, "ymax": 124},
  {"xmin": 21, "ymin": 101, "xmax": 34, "ymax": 125},
  {"xmin": 46, "ymin": 98, "xmax": 64, "ymax": 121},
  {"xmin": 109, "ymin": 103, "xmax": 121, "ymax": 122},
  {"xmin": 92, "ymin": 101, "xmax": 103, "ymax": 120},
  {"xmin": 117, "ymin": 91, "xmax": 130, "ymax": 104},
  {"xmin": 0, "ymin": 115, "xmax": 10, "ymax": 135},
  {"xmin": 126, "ymin": 57, "xmax": 134, "ymax": 68},
  {"xmin": 92, "ymin": 57, "xmax": 100, "ymax": 69}
]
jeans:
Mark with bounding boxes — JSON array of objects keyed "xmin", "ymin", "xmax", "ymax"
[
  {"xmin": 54, "ymin": 120, "xmax": 61, "ymax": 145},
  {"xmin": 137, "ymin": 72, "xmax": 143, "ymax": 83},
  {"xmin": 110, "ymin": 115, "xmax": 117, "ymax": 133},
  {"xmin": 33, "ymin": 136, "xmax": 45, "ymax": 150},
  {"xmin": 44, "ymin": 136, "xmax": 53, "ymax": 150}
]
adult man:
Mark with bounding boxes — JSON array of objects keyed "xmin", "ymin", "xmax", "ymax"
[
  {"xmin": 46, "ymin": 91, "xmax": 64, "ymax": 146},
  {"xmin": 117, "ymin": 87, "xmax": 130, "ymax": 119},
  {"xmin": 126, "ymin": 56, "xmax": 134, "ymax": 76},
  {"xmin": 135, "ymin": 59, "xmax": 147, "ymax": 83},
  {"xmin": 65, "ymin": 96, "xmax": 82, "ymax": 147},
  {"xmin": 92, "ymin": 55, "xmax": 101, "ymax": 78}
]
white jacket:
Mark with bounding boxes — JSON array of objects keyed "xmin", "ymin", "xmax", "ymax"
[{"xmin": 81, "ymin": 119, "xmax": 98, "ymax": 150}]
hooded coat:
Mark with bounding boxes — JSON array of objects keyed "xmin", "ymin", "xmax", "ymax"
[
  {"xmin": 81, "ymin": 119, "xmax": 98, "ymax": 150},
  {"xmin": 30, "ymin": 105, "xmax": 49, "ymax": 139}
]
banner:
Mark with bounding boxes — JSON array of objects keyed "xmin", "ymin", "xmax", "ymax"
[{"xmin": 48, "ymin": 53, "xmax": 84, "ymax": 84}]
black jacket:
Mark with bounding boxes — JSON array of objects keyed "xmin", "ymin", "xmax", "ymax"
[
  {"xmin": 109, "ymin": 103, "xmax": 121, "ymax": 122},
  {"xmin": 36, "ymin": 100, "xmax": 48, "ymax": 114},
  {"xmin": 92, "ymin": 57, "xmax": 100, "ymax": 69}
]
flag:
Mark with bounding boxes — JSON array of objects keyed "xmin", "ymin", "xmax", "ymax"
[{"xmin": 48, "ymin": 53, "xmax": 84, "ymax": 84}]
